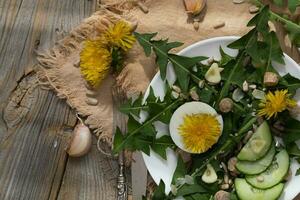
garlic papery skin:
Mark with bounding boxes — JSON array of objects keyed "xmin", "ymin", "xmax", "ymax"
[
  {"xmin": 66, "ymin": 122, "xmax": 92, "ymax": 157},
  {"xmin": 183, "ymin": 0, "xmax": 206, "ymax": 15}
]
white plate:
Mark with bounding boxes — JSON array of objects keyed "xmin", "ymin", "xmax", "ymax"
[{"xmin": 140, "ymin": 36, "xmax": 300, "ymax": 198}]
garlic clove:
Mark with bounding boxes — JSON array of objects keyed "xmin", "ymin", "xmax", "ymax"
[
  {"xmin": 183, "ymin": 0, "xmax": 206, "ymax": 15},
  {"xmin": 205, "ymin": 63, "xmax": 222, "ymax": 85},
  {"xmin": 202, "ymin": 164, "xmax": 218, "ymax": 183},
  {"xmin": 66, "ymin": 122, "xmax": 92, "ymax": 157}
]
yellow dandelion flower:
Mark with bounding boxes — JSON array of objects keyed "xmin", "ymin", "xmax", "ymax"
[
  {"xmin": 103, "ymin": 21, "xmax": 135, "ymax": 51},
  {"xmin": 178, "ymin": 114, "xmax": 221, "ymax": 153},
  {"xmin": 258, "ymin": 89, "xmax": 297, "ymax": 119},
  {"xmin": 80, "ymin": 39, "xmax": 112, "ymax": 87}
]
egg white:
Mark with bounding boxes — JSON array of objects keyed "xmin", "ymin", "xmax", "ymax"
[{"xmin": 169, "ymin": 101, "xmax": 223, "ymax": 153}]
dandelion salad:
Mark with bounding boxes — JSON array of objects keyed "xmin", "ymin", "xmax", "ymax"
[{"xmin": 110, "ymin": 6, "xmax": 300, "ymax": 200}]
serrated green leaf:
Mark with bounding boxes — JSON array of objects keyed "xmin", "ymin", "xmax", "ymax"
[
  {"xmin": 152, "ymin": 40, "xmax": 183, "ymax": 79},
  {"xmin": 172, "ymin": 156, "xmax": 187, "ymax": 184},
  {"xmin": 176, "ymin": 184, "xmax": 207, "ymax": 197},
  {"xmin": 247, "ymin": 6, "xmax": 270, "ymax": 35},
  {"xmin": 273, "ymin": 0, "xmax": 284, "ymax": 7},
  {"xmin": 151, "ymin": 136, "xmax": 175, "ymax": 159},
  {"xmin": 140, "ymin": 122, "xmax": 156, "ymax": 136},
  {"xmin": 113, "ymin": 99, "xmax": 181, "ymax": 154},
  {"xmin": 278, "ymin": 74, "xmax": 300, "ymax": 94},
  {"xmin": 219, "ymin": 46, "xmax": 234, "ymax": 66},
  {"xmin": 228, "ymin": 29, "xmax": 257, "ymax": 50},
  {"xmin": 222, "ymin": 60, "xmax": 248, "ymax": 88},
  {"xmin": 127, "ymin": 115, "xmax": 140, "ymax": 133},
  {"xmin": 288, "ymin": 0, "xmax": 300, "ymax": 13},
  {"xmin": 296, "ymin": 168, "xmax": 300, "ymax": 176},
  {"xmin": 135, "ymin": 32, "xmax": 207, "ymax": 92},
  {"xmin": 152, "ymin": 181, "xmax": 167, "ymax": 200},
  {"xmin": 265, "ymin": 31, "xmax": 284, "ymax": 67},
  {"xmin": 134, "ymin": 32, "xmax": 157, "ymax": 56},
  {"xmin": 217, "ymin": 54, "xmax": 244, "ymax": 102},
  {"xmin": 287, "ymin": 142, "xmax": 300, "ymax": 156},
  {"xmin": 112, "ymin": 127, "xmax": 124, "ymax": 154},
  {"xmin": 198, "ymin": 88, "xmax": 213, "ymax": 103},
  {"xmin": 119, "ymin": 93, "xmax": 145, "ymax": 117},
  {"xmin": 285, "ymin": 22, "xmax": 300, "ymax": 46},
  {"xmin": 189, "ymin": 193, "xmax": 211, "ymax": 200},
  {"xmin": 283, "ymin": 118, "xmax": 300, "ymax": 144},
  {"xmin": 168, "ymin": 54, "xmax": 206, "ymax": 92}
]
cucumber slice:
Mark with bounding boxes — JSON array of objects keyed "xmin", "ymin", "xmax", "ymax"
[
  {"xmin": 236, "ymin": 143, "xmax": 275, "ymax": 175},
  {"xmin": 235, "ymin": 178, "xmax": 284, "ymax": 200},
  {"xmin": 237, "ymin": 122, "xmax": 272, "ymax": 161},
  {"xmin": 246, "ymin": 149, "xmax": 289, "ymax": 189}
]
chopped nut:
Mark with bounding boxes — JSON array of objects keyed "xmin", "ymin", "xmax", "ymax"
[
  {"xmin": 249, "ymin": 5, "xmax": 259, "ymax": 14},
  {"xmin": 249, "ymin": 84, "xmax": 257, "ymax": 89},
  {"xmin": 242, "ymin": 81, "xmax": 249, "ymax": 92},
  {"xmin": 214, "ymin": 190, "xmax": 230, "ymax": 200},
  {"xmin": 214, "ymin": 21, "xmax": 225, "ymax": 29},
  {"xmin": 220, "ymin": 183, "xmax": 230, "ymax": 190},
  {"xmin": 189, "ymin": 89, "xmax": 200, "ymax": 101},
  {"xmin": 219, "ymin": 98, "xmax": 234, "ymax": 113},
  {"xmin": 193, "ymin": 21, "xmax": 199, "ymax": 30},
  {"xmin": 264, "ymin": 72, "xmax": 279, "ymax": 86},
  {"xmin": 172, "ymin": 85, "xmax": 181, "ymax": 93},
  {"xmin": 198, "ymin": 80, "xmax": 205, "ymax": 88},
  {"xmin": 243, "ymin": 131, "xmax": 254, "ymax": 144},
  {"xmin": 224, "ymin": 174, "xmax": 229, "ymax": 184},
  {"xmin": 227, "ymin": 157, "xmax": 238, "ymax": 172},
  {"xmin": 171, "ymin": 91, "xmax": 180, "ymax": 99}
]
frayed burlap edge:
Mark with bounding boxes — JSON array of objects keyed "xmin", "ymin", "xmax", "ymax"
[{"xmin": 35, "ymin": 9, "xmax": 138, "ymax": 147}]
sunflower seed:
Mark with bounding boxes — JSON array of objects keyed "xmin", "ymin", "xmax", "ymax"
[
  {"xmin": 249, "ymin": 5, "xmax": 259, "ymax": 14},
  {"xmin": 233, "ymin": 0, "xmax": 245, "ymax": 4},
  {"xmin": 86, "ymin": 97, "xmax": 98, "ymax": 106},
  {"xmin": 214, "ymin": 21, "xmax": 225, "ymax": 29}
]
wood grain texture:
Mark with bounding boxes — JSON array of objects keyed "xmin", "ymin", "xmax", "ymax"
[{"xmin": 0, "ymin": 0, "xmax": 119, "ymax": 199}]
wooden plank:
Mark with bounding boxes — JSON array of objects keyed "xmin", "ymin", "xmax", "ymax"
[
  {"xmin": 56, "ymin": 142, "xmax": 118, "ymax": 200},
  {"xmin": 0, "ymin": 73, "xmax": 76, "ymax": 200},
  {"xmin": 0, "ymin": 0, "xmax": 119, "ymax": 199}
]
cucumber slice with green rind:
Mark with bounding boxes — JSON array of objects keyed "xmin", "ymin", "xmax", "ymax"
[
  {"xmin": 236, "ymin": 143, "xmax": 275, "ymax": 175},
  {"xmin": 246, "ymin": 149, "xmax": 289, "ymax": 189},
  {"xmin": 237, "ymin": 122, "xmax": 272, "ymax": 161},
  {"xmin": 235, "ymin": 178, "xmax": 284, "ymax": 200}
]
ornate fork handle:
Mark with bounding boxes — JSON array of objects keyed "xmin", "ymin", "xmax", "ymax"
[
  {"xmin": 112, "ymin": 86, "xmax": 128, "ymax": 200},
  {"xmin": 117, "ymin": 151, "xmax": 127, "ymax": 200}
]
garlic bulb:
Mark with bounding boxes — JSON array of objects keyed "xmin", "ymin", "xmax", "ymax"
[
  {"xmin": 183, "ymin": 0, "xmax": 206, "ymax": 15},
  {"xmin": 66, "ymin": 121, "xmax": 92, "ymax": 157}
]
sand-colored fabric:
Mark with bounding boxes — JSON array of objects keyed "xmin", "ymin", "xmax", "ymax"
[{"xmin": 36, "ymin": 0, "xmax": 254, "ymax": 145}]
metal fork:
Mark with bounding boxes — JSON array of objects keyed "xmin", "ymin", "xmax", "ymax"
[{"xmin": 112, "ymin": 86, "xmax": 128, "ymax": 200}]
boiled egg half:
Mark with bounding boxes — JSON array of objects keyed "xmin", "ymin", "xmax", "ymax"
[{"xmin": 169, "ymin": 101, "xmax": 223, "ymax": 154}]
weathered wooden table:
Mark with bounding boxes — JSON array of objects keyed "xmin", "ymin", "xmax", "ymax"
[{"xmin": 0, "ymin": 0, "xmax": 119, "ymax": 199}]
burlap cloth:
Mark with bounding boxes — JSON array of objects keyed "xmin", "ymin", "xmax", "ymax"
[{"xmin": 36, "ymin": 0, "xmax": 256, "ymax": 146}]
